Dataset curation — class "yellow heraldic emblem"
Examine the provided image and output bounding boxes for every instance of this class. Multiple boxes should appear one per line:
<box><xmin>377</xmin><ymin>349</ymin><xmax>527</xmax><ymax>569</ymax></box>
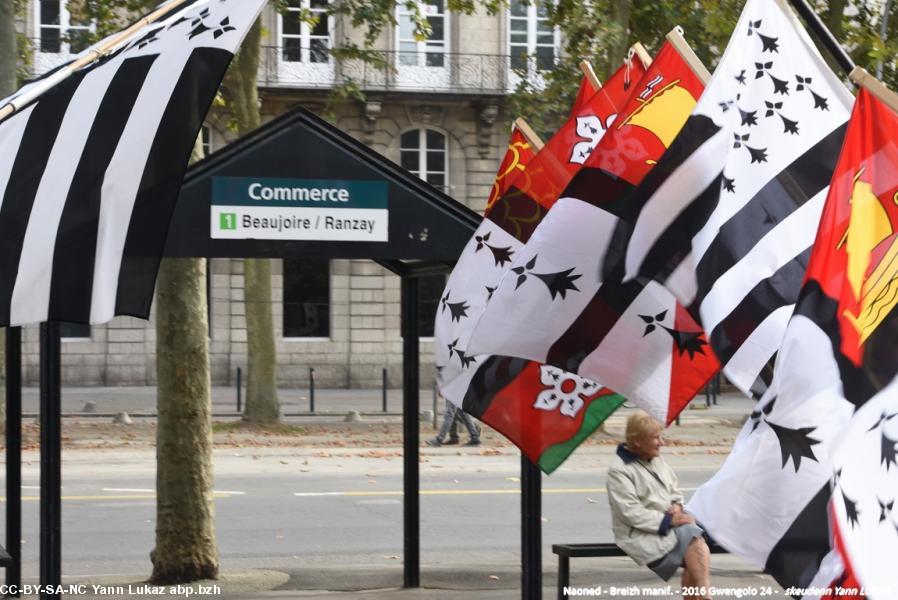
<box><xmin>619</xmin><ymin>80</ymin><xmax>697</xmax><ymax>150</ymax></box>
<box><xmin>487</xmin><ymin>140</ymin><xmax>531</xmax><ymax>212</ymax></box>
<box><xmin>839</xmin><ymin>167</ymin><xmax>898</xmax><ymax>344</ymax></box>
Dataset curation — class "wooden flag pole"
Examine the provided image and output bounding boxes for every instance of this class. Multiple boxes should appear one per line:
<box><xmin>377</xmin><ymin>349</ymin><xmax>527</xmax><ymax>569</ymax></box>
<box><xmin>632</xmin><ymin>42</ymin><xmax>653</xmax><ymax>70</ymax></box>
<box><xmin>512</xmin><ymin>117</ymin><xmax>546</xmax><ymax>152</ymax></box>
<box><xmin>579</xmin><ymin>60</ymin><xmax>603</xmax><ymax>94</ymax></box>
<box><xmin>666</xmin><ymin>26</ymin><xmax>712</xmax><ymax>84</ymax></box>
<box><xmin>0</xmin><ymin>0</ymin><xmax>192</xmax><ymax>123</ymax></box>
<box><xmin>850</xmin><ymin>67</ymin><xmax>898</xmax><ymax>114</ymax></box>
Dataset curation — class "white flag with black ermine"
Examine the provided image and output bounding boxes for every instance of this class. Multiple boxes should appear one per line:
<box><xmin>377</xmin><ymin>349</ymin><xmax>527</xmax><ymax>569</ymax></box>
<box><xmin>0</xmin><ymin>0</ymin><xmax>265</xmax><ymax>327</ymax></box>
<box><xmin>620</xmin><ymin>0</ymin><xmax>852</xmax><ymax>397</ymax></box>
<box><xmin>830</xmin><ymin>375</ymin><xmax>898</xmax><ymax>600</ymax></box>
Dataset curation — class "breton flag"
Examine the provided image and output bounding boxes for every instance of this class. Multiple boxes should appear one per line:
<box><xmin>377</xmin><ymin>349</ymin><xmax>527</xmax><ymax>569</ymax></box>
<box><xmin>620</xmin><ymin>0</ymin><xmax>852</xmax><ymax>397</ymax></box>
<box><xmin>0</xmin><ymin>0</ymin><xmax>265</xmax><ymax>327</ymax></box>
<box><xmin>688</xmin><ymin>85</ymin><xmax>898</xmax><ymax>594</ymax></box>
<box><xmin>436</xmin><ymin>56</ymin><xmax>645</xmax><ymax>473</ymax></box>
<box><xmin>463</xmin><ymin>36</ymin><xmax>720</xmax><ymax>426</ymax></box>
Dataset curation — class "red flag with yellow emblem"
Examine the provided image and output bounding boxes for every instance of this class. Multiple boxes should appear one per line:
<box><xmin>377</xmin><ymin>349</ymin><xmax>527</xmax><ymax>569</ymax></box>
<box><xmin>804</xmin><ymin>87</ymin><xmax>898</xmax><ymax>367</ymax></box>
<box><xmin>486</xmin><ymin>127</ymin><xmax>537</xmax><ymax>214</ymax></box>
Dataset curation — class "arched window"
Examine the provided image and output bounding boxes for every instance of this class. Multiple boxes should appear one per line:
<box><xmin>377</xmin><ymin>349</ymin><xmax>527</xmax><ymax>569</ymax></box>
<box><xmin>508</xmin><ymin>0</ymin><xmax>557</xmax><ymax>73</ymax></box>
<box><xmin>400</xmin><ymin>128</ymin><xmax>448</xmax><ymax>193</ymax></box>
<box><xmin>280</xmin><ymin>0</ymin><xmax>331</xmax><ymax>64</ymax></box>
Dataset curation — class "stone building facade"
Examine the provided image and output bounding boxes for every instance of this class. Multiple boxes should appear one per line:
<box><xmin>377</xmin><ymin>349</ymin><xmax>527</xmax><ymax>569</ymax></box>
<box><xmin>19</xmin><ymin>0</ymin><xmax>557</xmax><ymax>388</ymax></box>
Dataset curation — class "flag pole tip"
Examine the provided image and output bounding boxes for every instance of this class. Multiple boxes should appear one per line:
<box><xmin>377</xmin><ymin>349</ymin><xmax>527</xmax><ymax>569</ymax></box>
<box><xmin>579</xmin><ymin>61</ymin><xmax>603</xmax><ymax>92</ymax></box>
<box><xmin>631</xmin><ymin>42</ymin><xmax>653</xmax><ymax>69</ymax></box>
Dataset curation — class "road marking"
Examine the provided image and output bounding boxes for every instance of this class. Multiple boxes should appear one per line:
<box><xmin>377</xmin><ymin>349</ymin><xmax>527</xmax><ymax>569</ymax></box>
<box><xmin>0</xmin><ymin>491</ymin><xmax>242</xmax><ymax>502</ymax></box>
<box><xmin>293</xmin><ymin>487</ymin><xmax>697</xmax><ymax>498</ymax></box>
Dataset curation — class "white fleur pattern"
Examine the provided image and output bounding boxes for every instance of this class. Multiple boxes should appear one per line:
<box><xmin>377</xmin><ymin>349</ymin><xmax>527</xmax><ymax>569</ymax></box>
<box><xmin>534</xmin><ymin>365</ymin><xmax>598</xmax><ymax>418</ymax></box>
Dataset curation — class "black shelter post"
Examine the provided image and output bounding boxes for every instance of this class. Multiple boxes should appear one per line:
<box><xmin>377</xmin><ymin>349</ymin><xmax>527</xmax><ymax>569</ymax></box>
<box><xmin>401</xmin><ymin>276</ymin><xmax>420</xmax><ymax>588</ymax></box>
<box><xmin>521</xmin><ymin>456</ymin><xmax>542</xmax><ymax>600</ymax></box>
<box><xmin>6</xmin><ymin>327</ymin><xmax>22</xmax><ymax>594</ymax></box>
<box><xmin>39</xmin><ymin>322</ymin><xmax>62</xmax><ymax>598</ymax></box>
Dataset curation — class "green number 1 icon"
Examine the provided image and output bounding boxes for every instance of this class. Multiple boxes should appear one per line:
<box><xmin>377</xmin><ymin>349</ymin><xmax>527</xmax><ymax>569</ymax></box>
<box><xmin>220</xmin><ymin>213</ymin><xmax>237</xmax><ymax>230</ymax></box>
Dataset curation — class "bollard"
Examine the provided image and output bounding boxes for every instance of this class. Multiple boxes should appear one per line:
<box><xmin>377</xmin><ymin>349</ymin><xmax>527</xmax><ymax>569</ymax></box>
<box><xmin>432</xmin><ymin>382</ymin><xmax>438</xmax><ymax>429</ymax></box>
<box><xmin>714</xmin><ymin>373</ymin><xmax>721</xmax><ymax>405</ymax></box>
<box><xmin>236</xmin><ymin>367</ymin><xmax>242</xmax><ymax>413</ymax></box>
<box><xmin>309</xmin><ymin>367</ymin><xmax>315</xmax><ymax>413</ymax></box>
<box><xmin>382</xmin><ymin>367</ymin><xmax>388</xmax><ymax>412</ymax></box>
<box><xmin>705</xmin><ymin>382</ymin><xmax>711</xmax><ymax>407</ymax></box>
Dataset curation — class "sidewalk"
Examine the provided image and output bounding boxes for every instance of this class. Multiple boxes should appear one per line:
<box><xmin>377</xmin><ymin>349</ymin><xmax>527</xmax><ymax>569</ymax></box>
<box><xmin>17</xmin><ymin>385</ymin><xmax>754</xmax><ymax>421</ymax></box>
<box><xmin>59</xmin><ymin>554</ymin><xmax>778</xmax><ymax>599</ymax></box>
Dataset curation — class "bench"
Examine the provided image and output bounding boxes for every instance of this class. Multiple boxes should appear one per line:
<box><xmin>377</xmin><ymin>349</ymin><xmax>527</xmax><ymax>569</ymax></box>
<box><xmin>552</xmin><ymin>541</ymin><xmax>728</xmax><ymax>599</ymax></box>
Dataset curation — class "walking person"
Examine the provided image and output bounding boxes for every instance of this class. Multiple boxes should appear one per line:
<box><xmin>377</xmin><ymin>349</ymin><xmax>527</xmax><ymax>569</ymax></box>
<box><xmin>428</xmin><ymin>400</ymin><xmax>480</xmax><ymax>446</ymax></box>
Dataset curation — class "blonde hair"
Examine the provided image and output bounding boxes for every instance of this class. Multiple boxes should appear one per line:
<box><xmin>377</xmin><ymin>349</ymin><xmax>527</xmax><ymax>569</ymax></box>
<box><xmin>625</xmin><ymin>410</ymin><xmax>662</xmax><ymax>446</ymax></box>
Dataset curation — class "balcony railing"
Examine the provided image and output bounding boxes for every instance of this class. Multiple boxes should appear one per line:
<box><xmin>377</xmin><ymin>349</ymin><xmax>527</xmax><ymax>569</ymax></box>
<box><xmin>258</xmin><ymin>46</ymin><xmax>551</xmax><ymax>95</ymax></box>
<box><xmin>24</xmin><ymin>39</ymin><xmax>551</xmax><ymax>96</ymax></box>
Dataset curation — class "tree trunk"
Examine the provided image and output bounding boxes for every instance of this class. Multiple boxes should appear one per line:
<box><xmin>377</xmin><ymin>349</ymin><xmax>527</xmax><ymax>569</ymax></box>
<box><xmin>151</xmin><ymin>141</ymin><xmax>218</xmax><ymax>584</ymax></box>
<box><xmin>230</xmin><ymin>19</ymin><xmax>280</xmax><ymax>423</ymax></box>
<box><xmin>609</xmin><ymin>0</ymin><xmax>632</xmax><ymax>76</ymax></box>
<box><xmin>0</xmin><ymin>0</ymin><xmax>15</xmax><ymax>431</ymax></box>
<box><xmin>243</xmin><ymin>258</ymin><xmax>279</xmax><ymax>423</ymax></box>
<box><xmin>822</xmin><ymin>0</ymin><xmax>847</xmax><ymax>40</ymax></box>
<box><xmin>0</xmin><ymin>0</ymin><xmax>15</xmax><ymax>95</ymax></box>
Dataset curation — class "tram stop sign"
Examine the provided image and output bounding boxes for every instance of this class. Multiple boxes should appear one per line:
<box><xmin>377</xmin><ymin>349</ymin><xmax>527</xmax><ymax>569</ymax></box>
<box><xmin>164</xmin><ymin>106</ymin><xmax>479</xmax><ymax>263</ymax></box>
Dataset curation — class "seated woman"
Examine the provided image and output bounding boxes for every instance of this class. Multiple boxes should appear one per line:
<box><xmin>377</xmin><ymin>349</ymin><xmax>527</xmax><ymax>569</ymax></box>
<box><xmin>607</xmin><ymin>411</ymin><xmax>712</xmax><ymax>600</ymax></box>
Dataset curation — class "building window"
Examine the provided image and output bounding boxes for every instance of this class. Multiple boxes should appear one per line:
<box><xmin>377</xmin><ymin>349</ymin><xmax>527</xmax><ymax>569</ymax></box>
<box><xmin>400</xmin><ymin>128</ymin><xmax>448</xmax><ymax>193</ymax></box>
<box><xmin>417</xmin><ymin>274</ymin><xmax>445</xmax><ymax>337</ymax></box>
<box><xmin>38</xmin><ymin>0</ymin><xmax>92</xmax><ymax>54</ymax></box>
<box><xmin>280</xmin><ymin>0</ymin><xmax>330</xmax><ymax>64</ymax></box>
<box><xmin>201</xmin><ymin>125</ymin><xmax>212</xmax><ymax>157</ymax></box>
<box><xmin>397</xmin><ymin>0</ymin><xmax>447</xmax><ymax>67</ymax></box>
<box><xmin>60</xmin><ymin>321</ymin><xmax>90</xmax><ymax>339</ymax></box>
<box><xmin>283</xmin><ymin>259</ymin><xmax>330</xmax><ymax>338</ymax></box>
<box><xmin>508</xmin><ymin>0</ymin><xmax>556</xmax><ymax>72</ymax></box>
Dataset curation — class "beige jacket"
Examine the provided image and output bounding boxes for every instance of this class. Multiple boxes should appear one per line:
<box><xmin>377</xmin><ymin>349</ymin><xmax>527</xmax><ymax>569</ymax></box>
<box><xmin>606</xmin><ymin>444</ymin><xmax>685</xmax><ymax>565</ymax></box>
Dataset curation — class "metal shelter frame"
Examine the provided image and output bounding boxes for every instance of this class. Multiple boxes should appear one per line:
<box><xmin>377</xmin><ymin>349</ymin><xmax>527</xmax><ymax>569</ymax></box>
<box><xmin>4</xmin><ymin>105</ymin><xmax>545</xmax><ymax>600</ymax></box>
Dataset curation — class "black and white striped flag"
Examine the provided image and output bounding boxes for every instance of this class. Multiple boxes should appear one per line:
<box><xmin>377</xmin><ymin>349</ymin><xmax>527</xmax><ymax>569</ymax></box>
<box><xmin>620</xmin><ymin>0</ymin><xmax>852</xmax><ymax>396</ymax></box>
<box><xmin>0</xmin><ymin>0</ymin><xmax>264</xmax><ymax>327</ymax></box>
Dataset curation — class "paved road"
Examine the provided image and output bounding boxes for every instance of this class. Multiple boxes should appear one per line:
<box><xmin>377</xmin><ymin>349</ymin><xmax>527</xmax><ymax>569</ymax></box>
<box><xmin>10</xmin><ymin>446</ymin><xmax>753</xmax><ymax>586</ymax></box>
